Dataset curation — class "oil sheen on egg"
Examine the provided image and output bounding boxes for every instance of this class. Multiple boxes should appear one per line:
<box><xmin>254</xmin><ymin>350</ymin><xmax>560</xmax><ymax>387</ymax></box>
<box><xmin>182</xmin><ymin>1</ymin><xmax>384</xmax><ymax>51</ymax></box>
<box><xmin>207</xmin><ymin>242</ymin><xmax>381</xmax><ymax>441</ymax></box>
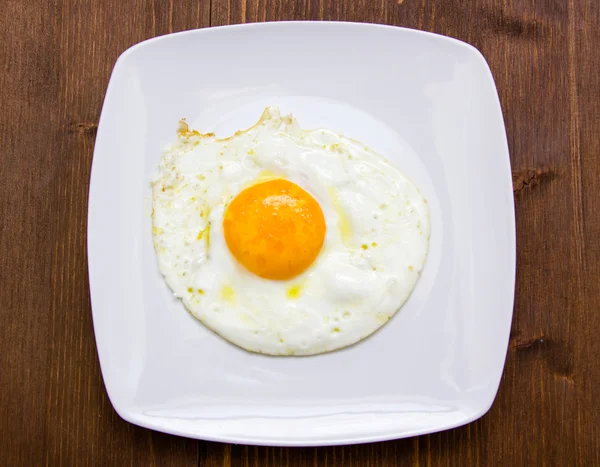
<box><xmin>151</xmin><ymin>107</ymin><xmax>430</xmax><ymax>356</ymax></box>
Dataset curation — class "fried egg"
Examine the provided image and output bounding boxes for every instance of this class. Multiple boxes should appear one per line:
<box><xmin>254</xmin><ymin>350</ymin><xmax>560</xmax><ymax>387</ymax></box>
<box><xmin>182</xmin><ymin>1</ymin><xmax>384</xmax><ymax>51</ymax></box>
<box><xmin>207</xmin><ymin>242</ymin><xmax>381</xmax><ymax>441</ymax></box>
<box><xmin>151</xmin><ymin>107</ymin><xmax>430</xmax><ymax>355</ymax></box>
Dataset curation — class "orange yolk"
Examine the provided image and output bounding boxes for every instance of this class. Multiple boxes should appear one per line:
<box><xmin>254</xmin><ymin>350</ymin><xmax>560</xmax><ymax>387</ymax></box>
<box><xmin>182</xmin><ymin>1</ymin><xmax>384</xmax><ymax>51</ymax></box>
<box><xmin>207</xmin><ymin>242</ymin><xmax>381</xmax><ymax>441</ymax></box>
<box><xmin>223</xmin><ymin>179</ymin><xmax>326</xmax><ymax>280</ymax></box>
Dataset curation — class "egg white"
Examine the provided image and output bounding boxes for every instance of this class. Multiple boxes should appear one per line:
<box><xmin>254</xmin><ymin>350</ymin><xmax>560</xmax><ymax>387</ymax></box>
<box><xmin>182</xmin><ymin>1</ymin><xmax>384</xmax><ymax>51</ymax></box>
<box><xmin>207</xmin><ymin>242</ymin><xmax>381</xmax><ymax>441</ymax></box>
<box><xmin>151</xmin><ymin>107</ymin><xmax>430</xmax><ymax>355</ymax></box>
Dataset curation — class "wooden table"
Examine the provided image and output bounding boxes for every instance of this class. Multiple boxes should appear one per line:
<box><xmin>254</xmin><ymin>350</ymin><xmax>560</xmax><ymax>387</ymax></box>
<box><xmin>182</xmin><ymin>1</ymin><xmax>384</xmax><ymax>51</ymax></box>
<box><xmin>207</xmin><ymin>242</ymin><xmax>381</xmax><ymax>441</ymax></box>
<box><xmin>1</xmin><ymin>0</ymin><xmax>599</xmax><ymax>465</ymax></box>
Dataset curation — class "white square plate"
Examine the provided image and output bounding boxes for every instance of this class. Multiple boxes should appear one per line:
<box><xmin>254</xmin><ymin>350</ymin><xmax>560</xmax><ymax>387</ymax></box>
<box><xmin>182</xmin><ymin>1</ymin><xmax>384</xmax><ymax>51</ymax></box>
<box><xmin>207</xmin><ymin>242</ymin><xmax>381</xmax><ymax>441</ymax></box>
<box><xmin>88</xmin><ymin>22</ymin><xmax>515</xmax><ymax>446</ymax></box>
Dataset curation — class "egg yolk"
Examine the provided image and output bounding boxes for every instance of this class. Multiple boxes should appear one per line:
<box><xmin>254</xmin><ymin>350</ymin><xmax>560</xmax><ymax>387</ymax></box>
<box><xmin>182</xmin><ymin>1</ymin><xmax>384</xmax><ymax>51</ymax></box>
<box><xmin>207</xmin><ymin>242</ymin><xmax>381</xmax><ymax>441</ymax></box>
<box><xmin>223</xmin><ymin>179</ymin><xmax>326</xmax><ymax>280</ymax></box>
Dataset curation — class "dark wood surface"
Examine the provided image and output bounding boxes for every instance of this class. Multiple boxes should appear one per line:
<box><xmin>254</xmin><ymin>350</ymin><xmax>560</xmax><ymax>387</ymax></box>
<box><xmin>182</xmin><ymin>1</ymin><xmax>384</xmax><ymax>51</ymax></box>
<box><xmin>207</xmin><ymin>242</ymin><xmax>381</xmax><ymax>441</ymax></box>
<box><xmin>1</xmin><ymin>0</ymin><xmax>598</xmax><ymax>465</ymax></box>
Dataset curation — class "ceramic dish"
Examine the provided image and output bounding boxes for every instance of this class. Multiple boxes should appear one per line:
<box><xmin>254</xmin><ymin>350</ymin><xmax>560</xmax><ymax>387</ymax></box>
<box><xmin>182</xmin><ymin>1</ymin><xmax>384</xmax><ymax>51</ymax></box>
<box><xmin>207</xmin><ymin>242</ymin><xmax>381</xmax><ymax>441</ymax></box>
<box><xmin>88</xmin><ymin>21</ymin><xmax>515</xmax><ymax>446</ymax></box>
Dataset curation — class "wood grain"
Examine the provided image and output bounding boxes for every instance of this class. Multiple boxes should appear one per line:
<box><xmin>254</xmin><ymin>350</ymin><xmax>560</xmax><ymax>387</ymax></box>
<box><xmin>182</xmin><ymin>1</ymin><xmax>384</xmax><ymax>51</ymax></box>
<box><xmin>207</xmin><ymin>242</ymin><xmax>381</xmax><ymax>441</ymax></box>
<box><xmin>1</xmin><ymin>0</ymin><xmax>598</xmax><ymax>465</ymax></box>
